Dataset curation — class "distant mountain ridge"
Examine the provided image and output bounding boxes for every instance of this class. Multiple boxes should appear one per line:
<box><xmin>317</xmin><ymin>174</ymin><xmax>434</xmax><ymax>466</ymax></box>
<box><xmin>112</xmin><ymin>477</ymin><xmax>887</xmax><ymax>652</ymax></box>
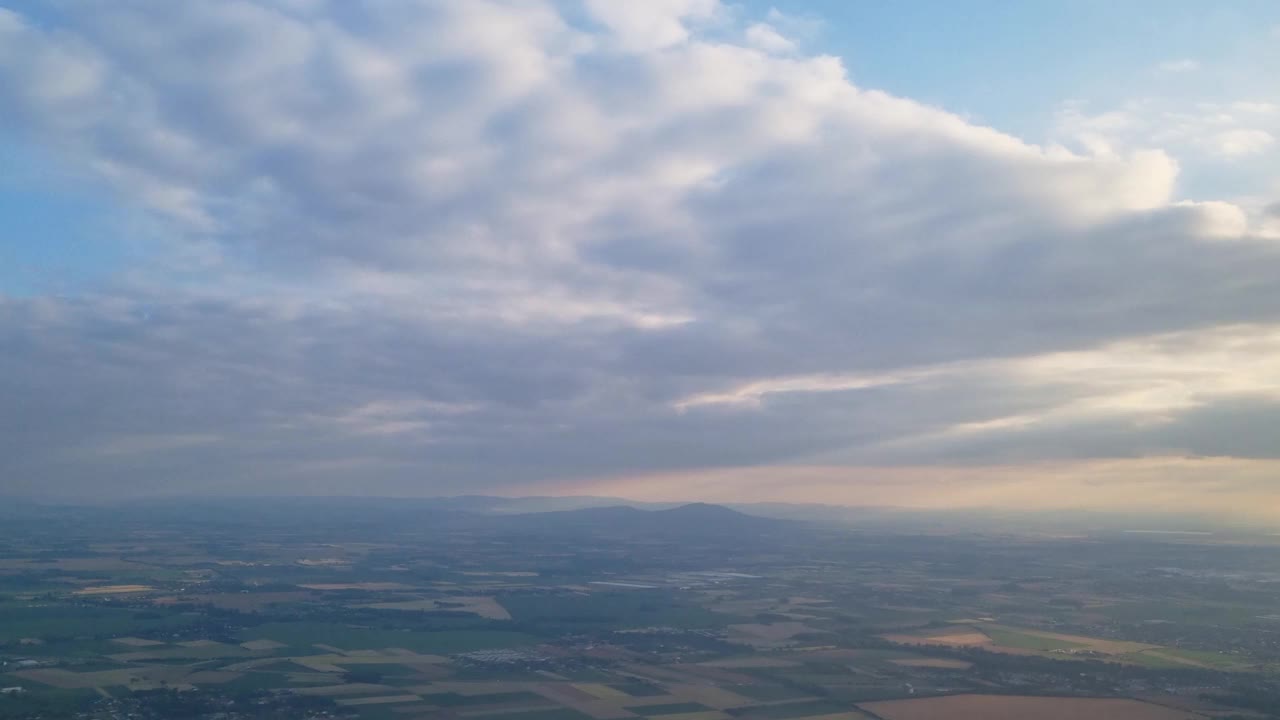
<box><xmin>492</xmin><ymin>501</ymin><xmax>793</xmax><ymax>537</ymax></box>
<box><xmin>657</xmin><ymin>502</ymin><xmax>756</xmax><ymax>521</ymax></box>
<box><xmin>5</xmin><ymin>494</ymin><xmax>1263</xmax><ymax>535</ymax></box>
<box><xmin>423</xmin><ymin>496</ymin><xmax>1252</xmax><ymax>533</ymax></box>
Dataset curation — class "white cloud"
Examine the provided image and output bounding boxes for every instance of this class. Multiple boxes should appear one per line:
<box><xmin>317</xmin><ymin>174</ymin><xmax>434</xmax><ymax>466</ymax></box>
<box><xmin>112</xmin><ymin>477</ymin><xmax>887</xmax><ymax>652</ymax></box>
<box><xmin>677</xmin><ymin>324</ymin><xmax>1280</xmax><ymax>451</ymax></box>
<box><xmin>1053</xmin><ymin>98</ymin><xmax>1280</xmax><ymax>195</ymax></box>
<box><xmin>1209</xmin><ymin>128</ymin><xmax>1275</xmax><ymax>158</ymax></box>
<box><xmin>1156</xmin><ymin>58</ymin><xmax>1200</xmax><ymax>73</ymax></box>
<box><xmin>1</xmin><ymin>1</ymin><xmax>1279</xmax><ymax>505</ymax></box>
<box><xmin>584</xmin><ymin>0</ymin><xmax>721</xmax><ymax>50</ymax></box>
<box><xmin>744</xmin><ymin>22</ymin><xmax>795</xmax><ymax>54</ymax></box>
<box><xmin>674</xmin><ymin>368</ymin><xmax>940</xmax><ymax>410</ymax></box>
<box><xmin>1231</xmin><ymin>101</ymin><xmax>1278</xmax><ymax>115</ymax></box>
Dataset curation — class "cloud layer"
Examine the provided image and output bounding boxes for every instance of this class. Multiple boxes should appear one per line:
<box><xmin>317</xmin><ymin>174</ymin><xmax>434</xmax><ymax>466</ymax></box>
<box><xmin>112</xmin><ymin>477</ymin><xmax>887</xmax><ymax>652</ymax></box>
<box><xmin>1</xmin><ymin>1</ymin><xmax>1278</xmax><ymax>513</ymax></box>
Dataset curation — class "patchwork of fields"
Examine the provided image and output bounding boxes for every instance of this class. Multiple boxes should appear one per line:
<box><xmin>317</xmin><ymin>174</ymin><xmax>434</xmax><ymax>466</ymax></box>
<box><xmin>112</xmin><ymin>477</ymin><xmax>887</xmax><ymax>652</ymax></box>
<box><xmin>860</xmin><ymin>694</ymin><xmax>1207</xmax><ymax>720</ymax></box>
<box><xmin>1</xmin><ymin>502</ymin><xmax>1276</xmax><ymax>719</ymax></box>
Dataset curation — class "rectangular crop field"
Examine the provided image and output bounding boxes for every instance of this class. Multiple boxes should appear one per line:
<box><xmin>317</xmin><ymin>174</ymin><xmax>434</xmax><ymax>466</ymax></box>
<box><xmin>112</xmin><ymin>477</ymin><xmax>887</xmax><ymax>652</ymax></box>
<box><xmin>860</xmin><ymin>694</ymin><xmax>1206</xmax><ymax>720</ymax></box>
<box><xmin>238</xmin><ymin>622</ymin><xmax>536</xmax><ymax>653</ymax></box>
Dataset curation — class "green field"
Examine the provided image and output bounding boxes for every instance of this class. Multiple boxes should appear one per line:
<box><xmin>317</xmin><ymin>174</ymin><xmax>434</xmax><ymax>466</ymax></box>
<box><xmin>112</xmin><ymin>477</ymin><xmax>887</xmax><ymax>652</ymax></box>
<box><xmin>425</xmin><ymin>691</ymin><xmax>546</xmax><ymax>707</ymax></box>
<box><xmin>215</xmin><ymin>671</ymin><xmax>297</xmax><ymax>692</ymax></box>
<box><xmin>239</xmin><ymin>622</ymin><xmax>538</xmax><ymax>653</ymax></box>
<box><xmin>553</xmin><ymin>666</ymin><xmax>616</xmax><ymax>681</ymax></box>
<box><xmin>1157</xmin><ymin>647</ymin><xmax>1246</xmax><ymax>669</ymax></box>
<box><xmin>500</xmin><ymin>591</ymin><xmax>727</xmax><ymax>629</ymax></box>
<box><xmin>730</xmin><ymin>684</ymin><xmax>815</xmax><ymax>702</ymax></box>
<box><xmin>611</xmin><ymin>681</ymin><xmax>668</xmax><ymax>697</ymax></box>
<box><xmin>628</xmin><ymin>702</ymin><xmax>713</xmax><ymax>715</ymax></box>
<box><xmin>111</xmin><ymin>644</ymin><xmax>252</xmax><ymax>661</ymax></box>
<box><xmin>251</xmin><ymin>660</ymin><xmax>319</xmax><ymax>673</ymax></box>
<box><xmin>1123</xmin><ymin>648</ymin><xmax>1248</xmax><ymax>670</ymax></box>
<box><xmin>0</xmin><ymin>605</ymin><xmax>192</xmax><ymax>643</ymax></box>
<box><xmin>726</xmin><ymin>699</ymin><xmax>852</xmax><ymax>719</ymax></box>
<box><xmin>485</xmin><ymin>710</ymin><xmax>594</xmax><ymax>720</ymax></box>
<box><xmin>1099</xmin><ymin>601</ymin><xmax>1266</xmax><ymax>628</ymax></box>
<box><xmin>0</xmin><ymin>680</ymin><xmax>98</xmax><ymax>718</ymax></box>
<box><xmin>56</xmin><ymin>660</ymin><xmax>133</xmax><ymax>672</ymax></box>
<box><xmin>1116</xmin><ymin>651</ymin><xmax>1195</xmax><ymax>669</ymax></box>
<box><xmin>346</xmin><ymin>704</ymin><xmax>428</xmax><ymax>720</ymax></box>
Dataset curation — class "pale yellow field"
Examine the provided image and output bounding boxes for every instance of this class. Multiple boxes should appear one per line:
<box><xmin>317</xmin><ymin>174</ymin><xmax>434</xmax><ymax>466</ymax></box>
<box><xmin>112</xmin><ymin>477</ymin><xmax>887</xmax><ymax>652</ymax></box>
<box><xmin>885</xmin><ymin>622</ymin><xmax>1176</xmax><ymax>664</ymax></box>
<box><xmin>882</xmin><ymin>628</ymin><xmax>991</xmax><ymax>647</ymax></box>
<box><xmin>1131</xmin><ymin>650</ymin><xmax>1215</xmax><ymax>668</ymax></box>
<box><xmin>336</xmin><ymin>694</ymin><xmax>422</xmax><ymax>706</ymax></box>
<box><xmin>531</xmin><ymin>682</ymin><xmax>648</xmax><ymax>720</ymax></box>
<box><xmin>240</xmin><ymin>639</ymin><xmax>287</xmax><ymax>651</ymax></box>
<box><xmin>701</xmin><ymin>656</ymin><xmax>800</xmax><ymax>668</ymax></box>
<box><xmin>269</xmin><ymin>651</ymin><xmax>448</xmax><ymax>677</ymax></box>
<box><xmin>889</xmin><ymin>658</ymin><xmax>974</xmax><ymax>669</ymax></box>
<box><xmin>293</xmin><ymin>683</ymin><xmax>399</xmax><ymax>696</ymax></box>
<box><xmin>406</xmin><ymin>681</ymin><xmax>523</xmax><ymax>695</ymax></box>
<box><xmin>981</xmin><ymin>624</ymin><xmax>1157</xmax><ymax>654</ymax></box>
<box><xmin>221</xmin><ymin>658</ymin><xmax>284</xmax><ymax>672</ymax></box>
<box><xmin>664</xmin><ymin>682</ymin><xmax>753</xmax><ymax>709</ymax></box>
<box><xmin>111</xmin><ymin>637</ymin><xmax>165</xmax><ymax>647</ymax></box>
<box><xmin>790</xmin><ymin>648</ymin><xmax>872</xmax><ymax>663</ymax></box>
<box><xmin>291</xmin><ymin>658</ymin><xmax>346</xmax><ymax>673</ymax></box>
<box><xmin>729</xmin><ymin>621</ymin><xmax>822</xmax><ymax>644</ymax></box>
<box><xmin>0</xmin><ymin>558</ymin><xmax>144</xmax><ymax>572</ymax></box>
<box><xmin>15</xmin><ymin>665</ymin><xmax>190</xmax><ymax>690</ymax></box>
<box><xmin>861</xmin><ymin>694</ymin><xmax>1207</xmax><ymax>720</ymax></box>
<box><xmin>299</xmin><ymin>582</ymin><xmax>415</xmax><ymax>590</ymax></box>
<box><xmin>183</xmin><ymin>671</ymin><xmax>241</xmax><ymax>684</ymax></box>
<box><xmin>176</xmin><ymin>639</ymin><xmax>227</xmax><ymax>648</ymax></box>
<box><xmin>572</xmin><ymin>683</ymin><xmax>632</xmax><ymax>700</ymax></box>
<box><xmin>359</xmin><ymin>595</ymin><xmax>511</xmax><ymax>619</ymax></box>
<box><xmin>155</xmin><ymin>591</ymin><xmax>311</xmax><ymax>611</ymax></box>
<box><xmin>73</xmin><ymin>584</ymin><xmax>154</xmax><ymax>595</ymax></box>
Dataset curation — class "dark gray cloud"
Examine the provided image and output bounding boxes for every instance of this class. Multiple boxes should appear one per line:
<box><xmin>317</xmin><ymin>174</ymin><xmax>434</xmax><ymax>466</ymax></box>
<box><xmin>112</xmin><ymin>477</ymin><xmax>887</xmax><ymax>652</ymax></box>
<box><xmin>1</xmin><ymin>0</ymin><xmax>1279</xmax><ymax>501</ymax></box>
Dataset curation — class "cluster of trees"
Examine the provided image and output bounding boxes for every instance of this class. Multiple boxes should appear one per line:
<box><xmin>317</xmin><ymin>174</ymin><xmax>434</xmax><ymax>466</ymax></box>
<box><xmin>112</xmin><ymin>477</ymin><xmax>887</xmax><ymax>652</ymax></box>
<box><xmin>109</xmin><ymin>688</ymin><xmax>340</xmax><ymax>720</ymax></box>
<box><xmin>0</xmin><ymin>691</ymin><xmax>95</xmax><ymax>720</ymax></box>
<box><xmin>1202</xmin><ymin>683</ymin><xmax>1280</xmax><ymax>718</ymax></box>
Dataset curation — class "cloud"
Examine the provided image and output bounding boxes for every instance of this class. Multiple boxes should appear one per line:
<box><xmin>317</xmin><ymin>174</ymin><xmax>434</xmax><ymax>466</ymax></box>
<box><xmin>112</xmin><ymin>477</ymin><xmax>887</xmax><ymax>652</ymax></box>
<box><xmin>91</xmin><ymin>434</ymin><xmax>223</xmax><ymax>457</ymax></box>
<box><xmin>1</xmin><ymin>1</ymin><xmax>1279</xmax><ymax>509</ymax></box>
<box><xmin>744</xmin><ymin>22</ymin><xmax>795</xmax><ymax>54</ymax></box>
<box><xmin>1209</xmin><ymin>128</ymin><xmax>1275</xmax><ymax>158</ymax></box>
<box><xmin>1055</xmin><ymin>101</ymin><xmax>1279</xmax><ymax>160</ymax></box>
<box><xmin>1053</xmin><ymin>98</ymin><xmax>1279</xmax><ymax>207</ymax></box>
<box><xmin>671</xmin><ymin>324</ymin><xmax>1280</xmax><ymax>466</ymax></box>
<box><xmin>584</xmin><ymin>0</ymin><xmax>720</xmax><ymax>50</ymax></box>
<box><xmin>548</xmin><ymin>458</ymin><xmax>1280</xmax><ymax>519</ymax></box>
<box><xmin>1156</xmin><ymin>58</ymin><xmax>1200</xmax><ymax>73</ymax></box>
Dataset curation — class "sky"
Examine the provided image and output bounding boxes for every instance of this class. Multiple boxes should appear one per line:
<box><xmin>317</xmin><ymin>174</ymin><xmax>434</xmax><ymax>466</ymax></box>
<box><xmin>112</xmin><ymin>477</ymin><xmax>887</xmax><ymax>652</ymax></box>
<box><xmin>1</xmin><ymin>1</ymin><xmax>1279</xmax><ymax>517</ymax></box>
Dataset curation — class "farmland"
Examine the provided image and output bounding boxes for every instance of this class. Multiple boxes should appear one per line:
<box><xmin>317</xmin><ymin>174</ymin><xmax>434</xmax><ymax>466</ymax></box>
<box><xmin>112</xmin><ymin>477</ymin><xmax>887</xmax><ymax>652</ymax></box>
<box><xmin>860</xmin><ymin>694</ymin><xmax>1206</xmax><ymax>720</ymax></box>
<box><xmin>237</xmin><ymin>623</ymin><xmax>538</xmax><ymax>654</ymax></box>
<box><xmin>1</xmin><ymin>498</ymin><xmax>1279</xmax><ymax>719</ymax></box>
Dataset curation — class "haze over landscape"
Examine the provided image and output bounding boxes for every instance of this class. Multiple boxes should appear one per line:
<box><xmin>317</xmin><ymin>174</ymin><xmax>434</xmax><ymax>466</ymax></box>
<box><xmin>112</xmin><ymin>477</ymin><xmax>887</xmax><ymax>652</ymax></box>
<box><xmin>3</xmin><ymin>0</ymin><xmax>1280</xmax><ymax>519</ymax></box>
<box><xmin>8</xmin><ymin>5</ymin><xmax>1280</xmax><ymax>720</ymax></box>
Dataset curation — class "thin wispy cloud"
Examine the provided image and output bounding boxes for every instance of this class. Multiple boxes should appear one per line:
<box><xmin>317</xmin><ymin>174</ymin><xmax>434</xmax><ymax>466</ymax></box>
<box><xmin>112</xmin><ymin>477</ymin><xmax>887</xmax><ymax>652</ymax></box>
<box><xmin>1156</xmin><ymin>58</ymin><xmax>1200</xmax><ymax>73</ymax></box>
